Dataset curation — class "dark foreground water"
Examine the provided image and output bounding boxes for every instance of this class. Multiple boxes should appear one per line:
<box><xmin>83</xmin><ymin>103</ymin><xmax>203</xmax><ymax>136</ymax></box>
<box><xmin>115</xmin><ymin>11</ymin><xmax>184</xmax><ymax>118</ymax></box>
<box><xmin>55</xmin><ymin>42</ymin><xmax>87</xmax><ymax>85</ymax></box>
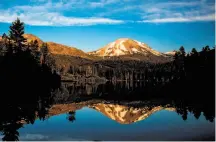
<box><xmin>0</xmin><ymin>82</ymin><xmax>215</xmax><ymax>141</ymax></box>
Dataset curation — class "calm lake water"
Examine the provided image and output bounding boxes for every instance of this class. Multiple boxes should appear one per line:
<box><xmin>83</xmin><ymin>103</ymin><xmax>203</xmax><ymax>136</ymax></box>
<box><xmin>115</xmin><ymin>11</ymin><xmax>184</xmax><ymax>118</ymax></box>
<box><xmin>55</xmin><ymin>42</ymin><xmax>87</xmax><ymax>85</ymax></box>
<box><xmin>0</xmin><ymin>82</ymin><xmax>215</xmax><ymax>141</ymax></box>
<box><xmin>17</xmin><ymin>102</ymin><xmax>214</xmax><ymax>141</ymax></box>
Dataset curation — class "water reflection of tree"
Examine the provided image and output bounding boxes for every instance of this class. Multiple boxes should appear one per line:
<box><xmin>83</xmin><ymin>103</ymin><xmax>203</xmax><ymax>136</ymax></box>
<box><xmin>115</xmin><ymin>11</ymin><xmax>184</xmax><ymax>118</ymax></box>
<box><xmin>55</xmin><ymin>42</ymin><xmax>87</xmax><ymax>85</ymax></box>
<box><xmin>67</xmin><ymin>111</ymin><xmax>76</xmax><ymax>123</ymax></box>
<box><xmin>0</xmin><ymin>19</ymin><xmax>61</xmax><ymax>141</ymax></box>
<box><xmin>0</xmin><ymin>94</ymin><xmax>56</xmax><ymax>141</ymax></box>
<box><xmin>61</xmin><ymin>79</ymin><xmax>215</xmax><ymax>122</ymax></box>
<box><xmin>53</xmin><ymin>47</ymin><xmax>214</xmax><ymax>124</ymax></box>
<box><xmin>168</xmin><ymin>97</ymin><xmax>215</xmax><ymax>122</ymax></box>
<box><xmin>59</xmin><ymin>45</ymin><xmax>214</xmax><ymax>105</ymax></box>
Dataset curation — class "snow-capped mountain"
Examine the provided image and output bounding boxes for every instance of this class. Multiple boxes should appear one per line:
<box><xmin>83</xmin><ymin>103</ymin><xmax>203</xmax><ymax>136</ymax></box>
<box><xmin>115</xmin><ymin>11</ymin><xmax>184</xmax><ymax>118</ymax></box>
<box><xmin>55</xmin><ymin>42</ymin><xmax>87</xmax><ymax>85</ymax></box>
<box><xmin>88</xmin><ymin>38</ymin><xmax>163</xmax><ymax>57</ymax></box>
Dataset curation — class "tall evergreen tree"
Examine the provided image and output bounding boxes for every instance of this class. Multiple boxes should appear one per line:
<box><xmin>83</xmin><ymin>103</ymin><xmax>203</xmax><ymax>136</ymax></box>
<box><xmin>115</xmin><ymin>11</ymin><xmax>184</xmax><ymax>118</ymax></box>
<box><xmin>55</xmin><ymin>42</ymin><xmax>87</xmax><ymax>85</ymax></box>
<box><xmin>191</xmin><ymin>48</ymin><xmax>198</xmax><ymax>56</ymax></box>
<box><xmin>0</xmin><ymin>41</ymin><xmax>2</xmax><ymax>55</ymax></box>
<box><xmin>202</xmin><ymin>45</ymin><xmax>210</xmax><ymax>52</ymax></box>
<box><xmin>41</xmin><ymin>42</ymin><xmax>49</xmax><ymax>64</ymax></box>
<box><xmin>177</xmin><ymin>46</ymin><xmax>186</xmax><ymax>72</ymax></box>
<box><xmin>174</xmin><ymin>51</ymin><xmax>180</xmax><ymax>60</ymax></box>
<box><xmin>0</xmin><ymin>33</ymin><xmax>8</xmax><ymax>55</ymax></box>
<box><xmin>8</xmin><ymin>18</ymin><xmax>26</xmax><ymax>52</ymax></box>
<box><xmin>5</xmin><ymin>39</ymin><xmax>13</xmax><ymax>56</ymax></box>
<box><xmin>205</xmin><ymin>45</ymin><xmax>210</xmax><ymax>51</ymax></box>
<box><xmin>179</xmin><ymin>46</ymin><xmax>186</xmax><ymax>56</ymax></box>
<box><xmin>30</xmin><ymin>40</ymin><xmax>39</xmax><ymax>59</ymax></box>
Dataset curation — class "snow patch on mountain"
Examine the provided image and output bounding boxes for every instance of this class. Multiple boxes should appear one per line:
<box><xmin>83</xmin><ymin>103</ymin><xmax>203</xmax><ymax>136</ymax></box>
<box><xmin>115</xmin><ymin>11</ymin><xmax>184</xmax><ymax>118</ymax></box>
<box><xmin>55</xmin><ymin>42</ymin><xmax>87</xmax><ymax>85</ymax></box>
<box><xmin>134</xmin><ymin>40</ymin><xmax>145</xmax><ymax>47</ymax></box>
<box><xmin>165</xmin><ymin>51</ymin><xmax>176</xmax><ymax>56</ymax></box>
<box><xmin>115</xmin><ymin>49</ymin><xmax>124</xmax><ymax>56</ymax></box>
<box><xmin>89</xmin><ymin>38</ymin><xmax>165</xmax><ymax>57</ymax></box>
<box><xmin>132</xmin><ymin>47</ymin><xmax>139</xmax><ymax>53</ymax></box>
<box><xmin>119</xmin><ymin>42</ymin><xmax>127</xmax><ymax>51</ymax></box>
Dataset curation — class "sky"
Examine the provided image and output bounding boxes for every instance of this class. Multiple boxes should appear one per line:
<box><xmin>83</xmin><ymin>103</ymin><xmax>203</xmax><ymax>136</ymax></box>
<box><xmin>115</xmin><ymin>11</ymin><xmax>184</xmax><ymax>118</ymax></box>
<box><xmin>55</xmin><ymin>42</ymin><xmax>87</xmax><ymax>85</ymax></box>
<box><xmin>0</xmin><ymin>0</ymin><xmax>215</xmax><ymax>53</ymax></box>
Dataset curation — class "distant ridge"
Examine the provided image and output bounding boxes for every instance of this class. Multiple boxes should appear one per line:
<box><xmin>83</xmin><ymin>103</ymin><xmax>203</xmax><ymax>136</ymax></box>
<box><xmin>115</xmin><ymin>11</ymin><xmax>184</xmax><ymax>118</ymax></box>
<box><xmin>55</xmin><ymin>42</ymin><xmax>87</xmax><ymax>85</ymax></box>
<box><xmin>0</xmin><ymin>34</ymin><xmax>172</xmax><ymax>63</ymax></box>
<box><xmin>23</xmin><ymin>34</ymin><xmax>98</xmax><ymax>60</ymax></box>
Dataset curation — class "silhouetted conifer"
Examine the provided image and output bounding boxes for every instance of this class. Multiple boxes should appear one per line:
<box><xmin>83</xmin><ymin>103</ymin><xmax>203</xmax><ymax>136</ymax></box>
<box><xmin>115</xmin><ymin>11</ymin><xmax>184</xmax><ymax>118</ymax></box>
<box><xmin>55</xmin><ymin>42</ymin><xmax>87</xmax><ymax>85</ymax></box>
<box><xmin>191</xmin><ymin>48</ymin><xmax>198</xmax><ymax>56</ymax></box>
<box><xmin>179</xmin><ymin>46</ymin><xmax>186</xmax><ymax>57</ymax></box>
<box><xmin>41</xmin><ymin>42</ymin><xmax>49</xmax><ymax>64</ymax></box>
<box><xmin>8</xmin><ymin>18</ymin><xmax>26</xmax><ymax>52</ymax></box>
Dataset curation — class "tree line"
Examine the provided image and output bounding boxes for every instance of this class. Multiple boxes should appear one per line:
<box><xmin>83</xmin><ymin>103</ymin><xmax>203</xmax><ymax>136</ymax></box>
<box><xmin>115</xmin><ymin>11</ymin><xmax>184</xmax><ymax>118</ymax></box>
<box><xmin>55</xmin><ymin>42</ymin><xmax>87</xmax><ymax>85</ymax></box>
<box><xmin>59</xmin><ymin>44</ymin><xmax>214</xmax><ymax>87</ymax></box>
<box><xmin>0</xmin><ymin>18</ymin><xmax>61</xmax><ymax>141</ymax></box>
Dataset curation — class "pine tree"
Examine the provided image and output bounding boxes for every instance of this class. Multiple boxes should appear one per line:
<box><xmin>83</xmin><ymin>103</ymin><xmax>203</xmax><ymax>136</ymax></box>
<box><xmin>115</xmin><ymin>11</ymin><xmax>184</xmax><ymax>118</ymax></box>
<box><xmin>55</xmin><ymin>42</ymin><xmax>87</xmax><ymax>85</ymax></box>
<box><xmin>202</xmin><ymin>45</ymin><xmax>210</xmax><ymax>52</ymax></box>
<box><xmin>0</xmin><ymin>41</ymin><xmax>3</xmax><ymax>56</ymax></box>
<box><xmin>30</xmin><ymin>40</ymin><xmax>39</xmax><ymax>57</ymax></box>
<box><xmin>40</xmin><ymin>42</ymin><xmax>49</xmax><ymax>64</ymax></box>
<box><xmin>0</xmin><ymin>33</ymin><xmax>9</xmax><ymax>55</ymax></box>
<box><xmin>205</xmin><ymin>45</ymin><xmax>210</xmax><ymax>51</ymax></box>
<box><xmin>191</xmin><ymin>48</ymin><xmax>198</xmax><ymax>56</ymax></box>
<box><xmin>28</xmin><ymin>40</ymin><xmax>40</xmax><ymax>65</ymax></box>
<box><xmin>2</xmin><ymin>33</ymin><xmax>7</xmax><ymax>38</ymax></box>
<box><xmin>174</xmin><ymin>51</ymin><xmax>180</xmax><ymax>60</ymax></box>
<box><xmin>179</xmin><ymin>46</ymin><xmax>186</xmax><ymax>57</ymax></box>
<box><xmin>5</xmin><ymin>39</ymin><xmax>13</xmax><ymax>56</ymax></box>
<box><xmin>8</xmin><ymin>18</ymin><xmax>26</xmax><ymax>52</ymax></box>
<box><xmin>177</xmin><ymin>46</ymin><xmax>186</xmax><ymax>72</ymax></box>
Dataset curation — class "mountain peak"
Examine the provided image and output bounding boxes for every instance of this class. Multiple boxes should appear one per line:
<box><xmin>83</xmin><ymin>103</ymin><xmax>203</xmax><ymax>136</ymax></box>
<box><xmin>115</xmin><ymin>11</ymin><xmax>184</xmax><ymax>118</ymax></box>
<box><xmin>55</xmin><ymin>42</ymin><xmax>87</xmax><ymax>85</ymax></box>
<box><xmin>89</xmin><ymin>38</ymin><xmax>163</xmax><ymax>57</ymax></box>
<box><xmin>115</xmin><ymin>38</ymin><xmax>130</xmax><ymax>41</ymax></box>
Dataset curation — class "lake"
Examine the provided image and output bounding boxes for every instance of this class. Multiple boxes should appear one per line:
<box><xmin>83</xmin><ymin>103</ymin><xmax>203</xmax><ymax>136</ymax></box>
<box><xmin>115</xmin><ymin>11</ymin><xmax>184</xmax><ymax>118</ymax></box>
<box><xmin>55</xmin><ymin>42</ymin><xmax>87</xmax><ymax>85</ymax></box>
<box><xmin>17</xmin><ymin>101</ymin><xmax>214</xmax><ymax>141</ymax></box>
<box><xmin>0</xmin><ymin>82</ymin><xmax>215</xmax><ymax>141</ymax></box>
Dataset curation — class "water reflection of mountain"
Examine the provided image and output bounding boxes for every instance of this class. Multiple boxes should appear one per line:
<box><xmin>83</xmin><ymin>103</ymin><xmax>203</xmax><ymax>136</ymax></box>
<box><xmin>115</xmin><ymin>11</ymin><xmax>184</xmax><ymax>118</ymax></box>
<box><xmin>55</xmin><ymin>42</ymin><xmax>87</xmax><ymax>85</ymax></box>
<box><xmin>0</xmin><ymin>96</ymin><xmax>214</xmax><ymax>141</ymax></box>
<box><xmin>89</xmin><ymin>103</ymin><xmax>175</xmax><ymax>124</ymax></box>
<box><xmin>0</xmin><ymin>80</ymin><xmax>215</xmax><ymax>141</ymax></box>
<box><xmin>49</xmin><ymin>101</ymin><xmax>176</xmax><ymax>124</ymax></box>
<box><xmin>52</xmin><ymin>81</ymin><xmax>215</xmax><ymax>124</ymax></box>
<box><xmin>49</xmin><ymin>94</ymin><xmax>215</xmax><ymax>124</ymax></box>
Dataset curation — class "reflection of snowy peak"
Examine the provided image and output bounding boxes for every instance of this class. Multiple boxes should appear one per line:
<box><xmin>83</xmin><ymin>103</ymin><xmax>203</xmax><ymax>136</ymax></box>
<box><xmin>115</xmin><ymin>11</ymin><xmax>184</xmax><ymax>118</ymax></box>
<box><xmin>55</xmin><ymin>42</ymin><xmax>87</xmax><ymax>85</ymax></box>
<box><xmin>88</xmin><ymin>38</ymin><xmax>163</xmax><ymax>57</ymax></box>
<box><xmin>21</xmin><ymin>102</ymin><xmax>175</xmax><ymax>125</ymax></box>
<box><xmin>90</xmin><ymin>103</ymin><xmax>175</xmax><ymax>124</ymax></box>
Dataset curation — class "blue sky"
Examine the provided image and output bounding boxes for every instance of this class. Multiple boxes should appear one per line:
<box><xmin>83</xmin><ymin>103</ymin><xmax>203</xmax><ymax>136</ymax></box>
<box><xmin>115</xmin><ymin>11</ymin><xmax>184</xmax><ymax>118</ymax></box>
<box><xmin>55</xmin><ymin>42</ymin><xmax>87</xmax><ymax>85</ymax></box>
<box><xmin>0</xmin><ymin>0</ymin><xmax>215</xmax><ymax>52</ymax></box>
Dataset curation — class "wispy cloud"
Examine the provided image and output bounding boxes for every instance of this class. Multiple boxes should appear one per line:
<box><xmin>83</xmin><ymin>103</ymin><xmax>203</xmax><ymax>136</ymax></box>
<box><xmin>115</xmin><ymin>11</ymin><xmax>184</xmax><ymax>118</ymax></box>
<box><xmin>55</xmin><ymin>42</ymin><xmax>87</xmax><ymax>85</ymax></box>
<box><xmin>0</xmin><ymin>10</ymin><xmax>124</xmax><ymax>26</ymax></box>
<box><xmin>89</xmin><ymin>0</ymin><xmax>120</xmax><ymax>8</ymax></box>
<box><xmin>15</xmin><ymin>0</ymin><xmax>87</xmax><ymax>12</ymax></box>
<box><xmin>0</xmin><ymin>0</ymin><xmax>214</xmax><ymax>26</ymax></box>
<box><xmin>0</xmin><ymin>0</ymin><xmax>124</xmax><ymax>26</ymax></box>
<box><xmin>92</xmin><ymin>0</ymin><xmax>215</xmax><ymax>23</ymax></box>
<box><xmin>140</xmin><ymin>0</ymin><xmax>215</xmax><ymax>23</ymax></box>
<box><xmin>142</xmin><ymin>14</ymin><xmax>215</xmax><ymax>23</ymax></box>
